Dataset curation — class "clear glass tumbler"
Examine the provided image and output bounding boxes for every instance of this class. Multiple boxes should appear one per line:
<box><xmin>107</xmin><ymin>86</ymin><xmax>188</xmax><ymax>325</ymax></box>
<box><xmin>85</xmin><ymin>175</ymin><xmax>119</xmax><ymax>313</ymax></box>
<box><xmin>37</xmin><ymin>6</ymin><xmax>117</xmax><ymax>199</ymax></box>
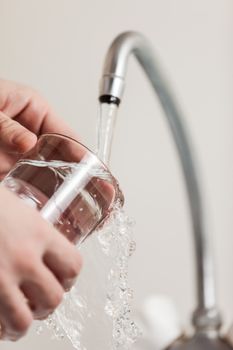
<box><xmin>1</xmin><ymin>133</ymin><xmax>124</xmax><ymax>245</ymax></box>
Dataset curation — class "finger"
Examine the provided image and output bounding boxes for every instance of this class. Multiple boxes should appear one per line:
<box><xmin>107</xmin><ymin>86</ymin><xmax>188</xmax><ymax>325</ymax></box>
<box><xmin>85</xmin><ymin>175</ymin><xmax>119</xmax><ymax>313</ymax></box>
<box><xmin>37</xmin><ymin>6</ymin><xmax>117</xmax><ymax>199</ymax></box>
<box><xmin>0</xmin><ymin>111</ymin><xmax>37</xmax><ymax>153</ymax></box>
<box><xmin>20</xmin><ymin>264</ymin><xmax>64</xmax><ymax>320</ymax></box>
<box><xmin>43</xmin><ymin>235</ymin><xmax>82</xmax><ymax>291</ymax></box>
<box><xmin>1</xmin><ymin>87</ymin><xmax>31</xmax><ymax>119</ymax></box>
<box><xmin>41</xmin><ymin>110</ymin><xmax>80</xmax><ymax>140</ymax></box>
<box><xmin>0</xmin><ymin>152</ymin><xmax>19</xmax><ymax>179</ymax></box>
<box><xmin>15</xmin><ymin>98</ymin><xmax>80</xmax><ymax>140</ymax></box>
<box><xmin>0</xmin><ymin>282</ymin><xmax>32</xmax><ymax>341</ymax></box>
<box><xmin>13</xmin><ymin>95</ymin><xmax>49</xmax><ymax>135</ymax></box>
<box><xmin>32</xmin><ymin>104</ymin><xmax>80</xmax><ymax>140</ymax></box>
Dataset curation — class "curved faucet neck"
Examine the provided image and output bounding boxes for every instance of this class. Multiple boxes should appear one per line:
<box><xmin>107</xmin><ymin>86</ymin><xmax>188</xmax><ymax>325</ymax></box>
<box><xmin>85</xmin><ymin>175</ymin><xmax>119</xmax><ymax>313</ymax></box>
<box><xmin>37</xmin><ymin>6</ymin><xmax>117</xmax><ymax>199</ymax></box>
<box><xmin>99</xmin><ymin>31</ymin><xmax>221</xmax><ymax>332</ymax></box>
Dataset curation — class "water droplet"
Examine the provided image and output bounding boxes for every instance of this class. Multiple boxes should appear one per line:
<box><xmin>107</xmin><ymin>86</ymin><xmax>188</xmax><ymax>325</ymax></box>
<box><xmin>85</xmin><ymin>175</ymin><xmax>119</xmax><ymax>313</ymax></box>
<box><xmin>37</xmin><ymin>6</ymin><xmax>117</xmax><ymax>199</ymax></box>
<box><xmin>73</xmin><ymin>220</ymin><xmax>79</xmax><ymax>229</ymax></box>
<box><xmin>36</xmin><ymin>325</ymin><xmax>43</xmax><ymax>335</ymax></box>
<box><xmin>126</xmin><ymin>240</ymin><xmax>136</xmax><ymax>257</ymax></box>
<box><xmin>127</xmin><ymin>288</ymin><xmax>134</xmax><ymax>299</ymax></box>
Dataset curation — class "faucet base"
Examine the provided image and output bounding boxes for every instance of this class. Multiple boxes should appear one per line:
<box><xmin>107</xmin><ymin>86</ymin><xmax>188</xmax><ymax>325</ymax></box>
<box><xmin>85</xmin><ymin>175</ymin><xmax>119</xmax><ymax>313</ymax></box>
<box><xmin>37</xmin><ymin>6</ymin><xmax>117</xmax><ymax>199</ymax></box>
<box><xmin>167</xmin><ymin>333</ymin><xmax>233</xmax><ymax>350</ymax></box>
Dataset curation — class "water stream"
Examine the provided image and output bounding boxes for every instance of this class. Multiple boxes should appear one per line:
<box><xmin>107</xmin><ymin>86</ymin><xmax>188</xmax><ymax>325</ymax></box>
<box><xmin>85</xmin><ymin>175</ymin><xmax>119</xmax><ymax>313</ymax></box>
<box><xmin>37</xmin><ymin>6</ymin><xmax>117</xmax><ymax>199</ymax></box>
<box><xmin>95</xmin><ymin>102</ymin><xmax>119</xmax><ymax>165</ymax></box>
<box><xmin>44</xmin><ymin>203</ymin><xmax>140</xmax><ymax>349</ymax></box>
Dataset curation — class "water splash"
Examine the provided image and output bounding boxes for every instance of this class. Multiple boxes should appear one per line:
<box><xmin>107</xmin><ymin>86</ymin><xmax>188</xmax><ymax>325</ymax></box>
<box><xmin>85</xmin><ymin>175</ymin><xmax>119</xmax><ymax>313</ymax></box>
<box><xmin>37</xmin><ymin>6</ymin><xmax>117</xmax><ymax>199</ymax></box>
<box><xmin>43</xmin><ymin>202</ymin><xmax>141</xmax><ymax>350</ymax></box>
<box><xmin>99</xmin><ymin>205</ymin><xmax>141</xmax><ymax>349</ymax></box>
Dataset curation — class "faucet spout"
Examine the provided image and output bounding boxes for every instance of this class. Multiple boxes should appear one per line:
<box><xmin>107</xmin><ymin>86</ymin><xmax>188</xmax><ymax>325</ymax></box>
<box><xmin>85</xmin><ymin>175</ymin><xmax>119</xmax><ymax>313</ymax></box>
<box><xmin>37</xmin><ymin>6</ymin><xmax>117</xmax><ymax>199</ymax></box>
<box><xmin>99</xmin><ymin>31</ymin><xmax>221</xmax><ymax>332</ymax></box>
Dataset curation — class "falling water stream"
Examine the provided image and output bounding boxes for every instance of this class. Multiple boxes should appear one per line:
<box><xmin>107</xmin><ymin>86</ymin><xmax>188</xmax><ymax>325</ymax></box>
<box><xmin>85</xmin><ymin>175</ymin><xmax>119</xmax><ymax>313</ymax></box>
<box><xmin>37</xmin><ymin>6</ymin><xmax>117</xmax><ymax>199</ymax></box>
<box><xmin>32</xmin><ymin>103</ymin><xmax>141</xmax><ymax>350</ymax></box>
<box><xmin>95</xmin><ymin>103</ymin><xmax>119</xmax><ymax>165</ymax></box>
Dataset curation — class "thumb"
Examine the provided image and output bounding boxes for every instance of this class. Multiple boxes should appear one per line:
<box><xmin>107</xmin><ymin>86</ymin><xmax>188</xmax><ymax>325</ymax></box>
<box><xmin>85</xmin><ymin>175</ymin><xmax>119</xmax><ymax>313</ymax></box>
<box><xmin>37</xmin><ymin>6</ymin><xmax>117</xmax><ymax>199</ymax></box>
<box><xmin>0</xmin><ymin>111</ymin><xmax>37</xmax><ymax>153</ymax></box>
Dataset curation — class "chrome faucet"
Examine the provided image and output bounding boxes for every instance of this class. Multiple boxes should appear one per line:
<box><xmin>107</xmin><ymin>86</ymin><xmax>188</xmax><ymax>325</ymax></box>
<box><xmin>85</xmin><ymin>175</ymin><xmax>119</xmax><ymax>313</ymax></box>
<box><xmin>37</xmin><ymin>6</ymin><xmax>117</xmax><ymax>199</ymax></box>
<box><xmin>98</xmin><ymin>31</ymin><xmax>232</xmax><ymax>350</ymax></box>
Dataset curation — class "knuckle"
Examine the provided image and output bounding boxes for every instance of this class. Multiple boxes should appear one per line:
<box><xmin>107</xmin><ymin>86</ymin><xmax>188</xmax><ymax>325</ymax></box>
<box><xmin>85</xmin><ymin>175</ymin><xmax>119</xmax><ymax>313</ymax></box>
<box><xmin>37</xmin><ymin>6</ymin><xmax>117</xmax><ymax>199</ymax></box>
<box><xmin>15</xmin><ymin>250</ymin><xmax>39</xmax><ymax>276</ymax></box>
<box><xmin>65</xmin><ymin>267</ymin><xmax>77</xmax><ymax>280</ymax></box>
<box><xmin>48</xmin><ymin>289</ymin><xmax>63</xmax><ymax>309</ymax></box>
<box><xmin>11</xmin><ymin>128</ymin><xmax>29</xmax><ymax>143</ymax></box>
<box><xmin>0</xmin><ymin>116</ymin><xmax>11</xmax><ymax>132</ymax></box>
<box><xmin>65</xmin><ymin>252</ymin><xmax>82</xmax><ymax>279</ymax></box>
<box><xmin>0</xmin><ymin>115</ymin><xmax>22</xmax><ymax>142</ymax></box>
<box><xmin>29</xmin><ymin>93</ymin><xmax>49</xmax><ymax>117</ymax></box>
<box><xmin>66</xmin><ymin>262</ymin><xmax>80</xmax><ymax>279</ymax></box>
<box><xmin>11</xmin><ymin>309</ymin><xmax>32</xmax><ymax>334</ymax></box>
<box><xmin>13</xmin><ymin>89</ymin><xmax>29</xmax><ymax>103</ymax></box>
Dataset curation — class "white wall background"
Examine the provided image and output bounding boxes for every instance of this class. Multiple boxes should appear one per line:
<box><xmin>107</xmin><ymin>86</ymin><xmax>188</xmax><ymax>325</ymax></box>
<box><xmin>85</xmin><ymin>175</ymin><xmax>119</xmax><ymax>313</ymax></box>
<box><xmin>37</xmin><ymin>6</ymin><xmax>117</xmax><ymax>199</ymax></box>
<box><xmin>0</xmin><ymin>0</ymin><xmax>232</xmax><ymax>349</ymax></box>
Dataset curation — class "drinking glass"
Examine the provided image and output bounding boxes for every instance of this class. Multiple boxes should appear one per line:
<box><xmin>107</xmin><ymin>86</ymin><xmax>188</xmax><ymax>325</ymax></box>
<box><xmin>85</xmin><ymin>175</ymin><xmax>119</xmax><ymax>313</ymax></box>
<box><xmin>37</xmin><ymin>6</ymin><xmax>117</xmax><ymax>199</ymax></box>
<box><xmin>1</xmin><ymin>133</ymin><xmax>124</xmax><ymax>245</ymax></box>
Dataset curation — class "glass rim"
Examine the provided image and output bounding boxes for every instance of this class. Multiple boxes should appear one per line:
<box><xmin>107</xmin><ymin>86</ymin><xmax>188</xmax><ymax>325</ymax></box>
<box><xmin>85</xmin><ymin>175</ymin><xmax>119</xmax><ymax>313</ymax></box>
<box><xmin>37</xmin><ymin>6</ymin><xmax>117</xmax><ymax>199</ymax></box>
<box><xmin>38</xmin><ymin>132</ymin><xmax>124</xmax><ymax>209</ymax></box>
<box><xmin>39</xmin><ymin>132</ymin><xmax>111</xmax><ymax>173</ymax></box>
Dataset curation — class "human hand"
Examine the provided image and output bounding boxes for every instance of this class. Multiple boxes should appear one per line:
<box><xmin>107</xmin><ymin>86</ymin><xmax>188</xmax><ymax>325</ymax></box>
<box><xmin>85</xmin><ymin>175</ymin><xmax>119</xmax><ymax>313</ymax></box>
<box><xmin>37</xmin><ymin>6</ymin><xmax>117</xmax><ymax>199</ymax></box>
<box><xmin>0</xmin><ymin>79</ymin><xmax>77</xmax><ymax>179</ymax></box>
<box><xmin>0</xmin><ymin>186</ymin><xmax>82</xmax><ymax>341</ymax></box>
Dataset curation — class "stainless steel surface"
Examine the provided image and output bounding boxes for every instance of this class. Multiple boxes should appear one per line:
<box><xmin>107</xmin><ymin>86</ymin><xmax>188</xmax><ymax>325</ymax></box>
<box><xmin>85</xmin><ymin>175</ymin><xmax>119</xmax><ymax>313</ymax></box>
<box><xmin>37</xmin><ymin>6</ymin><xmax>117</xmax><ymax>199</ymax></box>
<box><xmin>100</xmin><ymin>75</ymin><xmax>125</xmax><ymax>101</ymax></box>
<box><xmin>99</xmin><ymin>31</ymin><xmax>221</xmax><ymax>331</ymax></box>
<box><xmin>167</xmin><ymin>333</ymin><xmax>232</xmax><ymax>350</ymax></box>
